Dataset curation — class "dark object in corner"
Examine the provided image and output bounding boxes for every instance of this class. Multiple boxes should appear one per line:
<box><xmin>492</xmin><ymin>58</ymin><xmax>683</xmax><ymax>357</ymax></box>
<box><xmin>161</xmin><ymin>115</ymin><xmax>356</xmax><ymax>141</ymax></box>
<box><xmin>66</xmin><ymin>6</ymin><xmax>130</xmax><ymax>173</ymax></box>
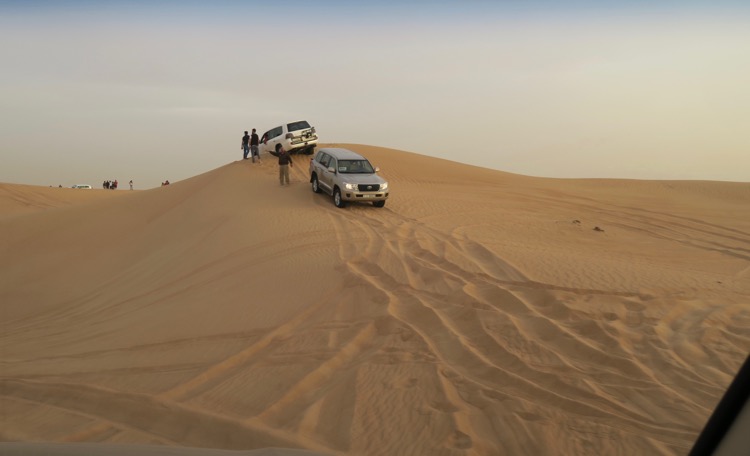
<box><xmin>689</xmin><ymin>354</ymin><xmax>750</xmax><ymax>455</ymax></box>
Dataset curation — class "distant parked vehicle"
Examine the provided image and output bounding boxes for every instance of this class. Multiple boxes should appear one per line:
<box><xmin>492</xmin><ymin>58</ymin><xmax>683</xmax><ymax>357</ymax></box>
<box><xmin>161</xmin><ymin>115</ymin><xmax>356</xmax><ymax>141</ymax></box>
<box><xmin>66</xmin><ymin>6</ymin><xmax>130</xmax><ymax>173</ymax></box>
<box><xmin>72</xmin><ymin>184</ymin><xmax>92</xmax><ymax>189</ymax></box>
<box><xmin>259</xmin><ymin>120</ymin><xmax>318</xmax><ymax>156</ymax></box>
<box><xmin>309</xmin><ymin>148</ymin><xmax>389</xmax><ymax>208</ymax></box>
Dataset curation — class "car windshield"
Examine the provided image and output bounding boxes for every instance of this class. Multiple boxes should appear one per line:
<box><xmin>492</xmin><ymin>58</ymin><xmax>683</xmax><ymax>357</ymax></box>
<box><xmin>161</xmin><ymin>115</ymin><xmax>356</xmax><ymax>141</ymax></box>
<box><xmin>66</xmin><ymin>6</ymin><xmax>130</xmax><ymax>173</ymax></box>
<box><xmin>287</xmin><ymin>121</ymin><xmax>311</xmax><ymax>131</ymax></box>
<box><xmin>338</xmin><ymin>160</ymin><xmax>374</xmax><ymax>174</ymax></box>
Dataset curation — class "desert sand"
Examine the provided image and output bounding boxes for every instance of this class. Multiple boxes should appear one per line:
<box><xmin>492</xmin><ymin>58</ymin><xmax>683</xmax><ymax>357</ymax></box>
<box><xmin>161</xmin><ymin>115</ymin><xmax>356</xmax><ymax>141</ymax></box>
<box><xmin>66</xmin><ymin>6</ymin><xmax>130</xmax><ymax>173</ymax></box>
<box><xmin>1</xmin><ymin>144</ymin><xmax>749</xmax><ymax>455</ymax></box>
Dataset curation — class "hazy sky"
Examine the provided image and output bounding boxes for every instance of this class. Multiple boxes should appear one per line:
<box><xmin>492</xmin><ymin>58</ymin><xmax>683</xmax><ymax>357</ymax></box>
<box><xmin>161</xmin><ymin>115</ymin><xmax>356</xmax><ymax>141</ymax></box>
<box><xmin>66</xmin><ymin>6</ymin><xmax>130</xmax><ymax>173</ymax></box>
<box><xmin>1</xmin><ymin>1</ymin><xmax>749</xmax><ymax>189</ymax></box>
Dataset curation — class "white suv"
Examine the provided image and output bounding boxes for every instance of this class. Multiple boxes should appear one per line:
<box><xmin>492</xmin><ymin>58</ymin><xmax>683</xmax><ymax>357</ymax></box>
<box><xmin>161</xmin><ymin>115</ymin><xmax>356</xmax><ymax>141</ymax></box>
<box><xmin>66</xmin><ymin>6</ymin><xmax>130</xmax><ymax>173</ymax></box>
<box><xmin>309</xmin><ymin>148</ymin><xmax>389</xmax><ymax>208</ymax></box>
<box><xmin>259</xmin><ymin>120</ymin><xmax>318</xmax><ymax>156</ymax></box>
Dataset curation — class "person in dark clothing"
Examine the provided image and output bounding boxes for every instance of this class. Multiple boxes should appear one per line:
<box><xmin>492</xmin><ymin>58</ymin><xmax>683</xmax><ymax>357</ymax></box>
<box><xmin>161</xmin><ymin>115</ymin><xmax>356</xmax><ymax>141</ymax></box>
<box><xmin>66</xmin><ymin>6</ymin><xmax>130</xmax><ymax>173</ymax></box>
<box><xmin>250</xmin><ymin>128</ymin><xmax>260</xmax><ymax>163</ymax></box>
<box><xmin>271</xmin><ymin>143</ymin><xmax>293</xmax><ymax>186</ymax></box>
<box><xmin>241</xmin><ymin>131</ymin><xmax>250</xmax><ymax>160</ymax></box>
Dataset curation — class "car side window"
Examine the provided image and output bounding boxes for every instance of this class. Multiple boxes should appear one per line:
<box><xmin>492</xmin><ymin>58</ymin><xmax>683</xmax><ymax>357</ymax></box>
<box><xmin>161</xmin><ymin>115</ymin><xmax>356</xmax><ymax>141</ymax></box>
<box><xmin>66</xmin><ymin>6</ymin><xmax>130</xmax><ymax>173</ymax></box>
<box><xmin>328</xmin><ymin>157</ymin><xmax>337</xmax><ymax>171</ymax></box>
<box><xmin>319</xmin><ymin>153</ymin><xmax>330</xmax><ymax>168</ymax></box>
<box><xmin>270</xmin><ymin>126</ymin><xmax>283</xmax><ymax>139</ymax></box>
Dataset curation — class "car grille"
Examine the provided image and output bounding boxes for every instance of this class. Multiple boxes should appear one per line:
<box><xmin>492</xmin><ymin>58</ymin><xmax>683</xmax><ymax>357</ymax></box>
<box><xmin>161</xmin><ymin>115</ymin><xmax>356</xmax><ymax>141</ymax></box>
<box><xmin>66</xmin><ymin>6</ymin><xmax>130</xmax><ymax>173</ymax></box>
<box><xmin>358</xmin><ymin>184</ymin><xmax>380</xmax><ymax>192</ymax></box>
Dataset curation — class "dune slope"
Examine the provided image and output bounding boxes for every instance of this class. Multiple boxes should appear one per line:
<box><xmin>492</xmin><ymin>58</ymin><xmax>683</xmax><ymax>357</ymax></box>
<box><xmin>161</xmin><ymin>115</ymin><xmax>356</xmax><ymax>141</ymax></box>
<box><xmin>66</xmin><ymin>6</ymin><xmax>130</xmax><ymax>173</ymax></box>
<box><xmin>1</xmin><ymin>144</ymin><xmax>749</xmax><ymax>455</ymax></box>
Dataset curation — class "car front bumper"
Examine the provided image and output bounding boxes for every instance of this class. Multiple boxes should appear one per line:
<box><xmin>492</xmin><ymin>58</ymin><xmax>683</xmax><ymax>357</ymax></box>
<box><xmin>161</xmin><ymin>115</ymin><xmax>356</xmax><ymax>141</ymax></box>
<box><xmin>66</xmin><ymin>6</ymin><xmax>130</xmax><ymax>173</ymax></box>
<box><xmin>342</xmin><ymin>191</ymin><xmax>389</xmax><ymax>202</ymax></box>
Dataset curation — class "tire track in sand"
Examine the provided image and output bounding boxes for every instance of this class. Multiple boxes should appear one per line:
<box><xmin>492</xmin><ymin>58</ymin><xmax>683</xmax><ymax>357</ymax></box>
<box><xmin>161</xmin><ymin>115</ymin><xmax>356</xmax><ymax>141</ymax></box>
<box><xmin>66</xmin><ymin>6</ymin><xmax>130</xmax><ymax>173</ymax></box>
<box><xmin>46</xmin><ymin>285</ymin><xmax>343</xmax><ymax>447</ymax></box>
<box><xmin>334</xmin><ymin>209</ymin><xmax>703</xmax><ymax>447</ymax></box>
<box><xmin>0</xmin><ymin>378</ymin><xmax>330</xmax><ymax>453</ymax></box>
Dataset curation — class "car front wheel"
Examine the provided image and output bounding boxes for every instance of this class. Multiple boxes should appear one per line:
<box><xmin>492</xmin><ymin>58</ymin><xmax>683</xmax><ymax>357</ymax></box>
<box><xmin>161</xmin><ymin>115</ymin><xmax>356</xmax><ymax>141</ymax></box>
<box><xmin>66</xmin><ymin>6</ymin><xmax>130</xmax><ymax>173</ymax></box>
<box><xmin>373</xmin><ymin>200</ymin><xmax>386</xmax><ymax>208</ymax></box>
<box><xmin>333</xmin><ymin>188</ymin><xmax>346</xmax><ymax>208</ymax></box>
<box><xmin>311</xmin><ymin>175</ymin><xmax>321</xmax><ymax>193</ymax></box>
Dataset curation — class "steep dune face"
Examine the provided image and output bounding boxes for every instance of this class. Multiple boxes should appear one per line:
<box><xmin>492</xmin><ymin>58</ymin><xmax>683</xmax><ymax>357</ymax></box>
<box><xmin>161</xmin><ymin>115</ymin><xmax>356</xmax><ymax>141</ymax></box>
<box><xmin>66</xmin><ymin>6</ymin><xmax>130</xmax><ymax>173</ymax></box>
<box><xmin>1</xmin><ymin>145</ymin><xmax>749</xmax><ymax>455</ymax></box>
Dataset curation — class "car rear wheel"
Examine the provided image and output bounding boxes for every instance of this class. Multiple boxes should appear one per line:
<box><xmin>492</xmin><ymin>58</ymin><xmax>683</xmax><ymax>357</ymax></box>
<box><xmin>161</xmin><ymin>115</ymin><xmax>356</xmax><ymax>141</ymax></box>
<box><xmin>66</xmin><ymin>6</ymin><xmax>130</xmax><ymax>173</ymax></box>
<box><xmin>373</xmin><ymin>200</ymin><xmax>386</xmax><ymax>208</ymax></box>
<box><xmin>311</xmin><ymin>175</ymin><xmax>321</xmax><ymax>193</ymax></box>
<box><xmin>333</xmin><ymin>188</ymin><xmax>346</xmax><ymax>208</ymax></box>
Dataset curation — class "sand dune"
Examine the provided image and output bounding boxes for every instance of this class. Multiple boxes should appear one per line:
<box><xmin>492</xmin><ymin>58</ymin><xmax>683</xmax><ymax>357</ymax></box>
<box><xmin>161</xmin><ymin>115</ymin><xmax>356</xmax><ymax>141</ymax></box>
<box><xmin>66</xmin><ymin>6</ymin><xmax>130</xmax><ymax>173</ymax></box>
<box><xmin>1</xmin><ymin>144</ymin><xmax>749</xmax><ymax>455</ymax></box>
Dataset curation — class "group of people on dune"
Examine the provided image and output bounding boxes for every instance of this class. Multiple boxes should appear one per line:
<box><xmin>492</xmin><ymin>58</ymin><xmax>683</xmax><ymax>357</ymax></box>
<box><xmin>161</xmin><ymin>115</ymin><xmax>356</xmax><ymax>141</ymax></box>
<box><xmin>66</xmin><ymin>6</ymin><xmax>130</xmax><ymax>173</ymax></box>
<box><xmin>103</xmin><ymin>180</ymin><xmax>135</xmax><ymax>190</ymax></box>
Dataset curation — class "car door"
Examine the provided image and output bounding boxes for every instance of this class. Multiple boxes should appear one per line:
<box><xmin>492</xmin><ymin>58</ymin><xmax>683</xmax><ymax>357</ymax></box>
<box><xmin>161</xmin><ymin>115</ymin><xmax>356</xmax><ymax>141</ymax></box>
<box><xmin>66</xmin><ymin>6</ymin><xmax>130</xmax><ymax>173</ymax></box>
<box><xmin>321</xmin><ymin>156</ymin><xmax>337</xmax><ymax>193</ymax></box>
<box><xmin>315</xmin><ymin>153</ymin><xmax>331</xmax><ymax>193</ymax></box>
<box><xmin>265</xmin><ymin>126</ymin><xmax>284</xmax><ymax>155</ymax></box>
<box><xmin>259</xmin><ymin>126</ymin><xmax>281</xmax><ymax>155</ymax></box>
<box><xmin>259</xmin><ymin>129</ymin><xmax>273</xmax><ymax>155</ymax></box>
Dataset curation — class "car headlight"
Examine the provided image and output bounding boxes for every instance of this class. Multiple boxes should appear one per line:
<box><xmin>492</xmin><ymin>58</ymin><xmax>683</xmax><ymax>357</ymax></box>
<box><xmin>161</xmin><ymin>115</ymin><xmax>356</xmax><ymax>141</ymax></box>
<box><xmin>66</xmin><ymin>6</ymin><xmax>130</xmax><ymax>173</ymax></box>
<box><xmin>380</xmin><ymin>182</ymin><xmax>388</xmax><ymax>190</ymax></box>
<box><xmin>344</xmin><ymin>182</ymin><xmax>358</xmax><ymax>191</ymax></box>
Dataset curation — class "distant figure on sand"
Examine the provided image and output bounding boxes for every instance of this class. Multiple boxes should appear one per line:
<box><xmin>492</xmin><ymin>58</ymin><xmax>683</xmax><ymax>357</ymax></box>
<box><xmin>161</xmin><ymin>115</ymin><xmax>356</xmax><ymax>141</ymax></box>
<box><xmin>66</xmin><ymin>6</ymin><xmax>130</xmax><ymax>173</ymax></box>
<box><xmin>250</xmin><ymin>128</ymin><xmax>260</xmax><ymax>163</ymax></box>
<box><xmin>162</xmin><ymin>180</ymin><xmax>170</xmax><ymax>186</ymax></box>
<box><xmin>129</xmin><ymin>180</ymin><xmax>133</xmax><ymax>190</ymax></box>
<box><xmin>242</xmin><ymin>131</ymin><xmax>250</xmax><ymax>160</ymax></box>
<box><xmin>271</xmin><ymin>144</ymin><xmax>293</xmax><ymax>186</ymax></box>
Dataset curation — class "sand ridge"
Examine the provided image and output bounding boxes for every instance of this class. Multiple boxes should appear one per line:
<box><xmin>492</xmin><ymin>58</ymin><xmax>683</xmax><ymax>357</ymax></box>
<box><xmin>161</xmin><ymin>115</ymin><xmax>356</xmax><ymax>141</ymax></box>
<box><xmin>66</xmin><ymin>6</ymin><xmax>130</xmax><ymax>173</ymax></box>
<box><xmin>1</xmin><ymin>144</ymin><xmax>749</xmax><ymax>455</ymax></box>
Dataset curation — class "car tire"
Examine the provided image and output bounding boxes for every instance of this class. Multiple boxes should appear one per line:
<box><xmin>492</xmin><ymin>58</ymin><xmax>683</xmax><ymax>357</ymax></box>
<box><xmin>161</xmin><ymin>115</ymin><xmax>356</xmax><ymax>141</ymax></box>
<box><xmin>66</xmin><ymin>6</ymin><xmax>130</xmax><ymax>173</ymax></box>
<box><xmin>311</xmin><ymin>175</ymin><xmax>321</xmax><ymax>193</ymax></box>
<box><xmin>373</xmin><ymin>200</ymin><xmax>386</xmax><ymax>208</ymax></box>
<box><xmin>333</xmin><ymin>188</ymin><xmax>346</xmax><ymax>208</ymax></box>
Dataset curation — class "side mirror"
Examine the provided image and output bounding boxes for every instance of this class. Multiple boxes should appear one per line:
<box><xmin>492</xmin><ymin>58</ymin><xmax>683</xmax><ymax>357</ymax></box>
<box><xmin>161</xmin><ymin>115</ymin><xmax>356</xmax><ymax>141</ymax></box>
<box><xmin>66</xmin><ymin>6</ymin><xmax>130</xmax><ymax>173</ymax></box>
<box><xmin>374</xmin><ymin>166</ymin><xmax>380</xmax><ymax>172</ymax></box>
<box><xmin>327</xmin><ymin>166</ymin><xmax>335</xmax><ymax>173</ymax></box>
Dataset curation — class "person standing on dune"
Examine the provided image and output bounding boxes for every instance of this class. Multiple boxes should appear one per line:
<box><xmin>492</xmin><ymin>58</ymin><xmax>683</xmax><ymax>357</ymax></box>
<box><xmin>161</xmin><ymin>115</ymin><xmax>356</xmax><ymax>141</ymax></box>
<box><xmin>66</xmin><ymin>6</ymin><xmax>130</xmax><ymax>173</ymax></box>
<box><xmin>241</xmin><ymin>130</ymin><xmax>250</xmax><ymax>160</ymax></box>
<box><xmin>250</xmin><ymin>128</ymin><xmax>260</xmax><ymax>163</ymax></box>
<box><xmin>271</xmin><ymin>144</ymin><xmax>293</xmax><ymax>186</ymax></box>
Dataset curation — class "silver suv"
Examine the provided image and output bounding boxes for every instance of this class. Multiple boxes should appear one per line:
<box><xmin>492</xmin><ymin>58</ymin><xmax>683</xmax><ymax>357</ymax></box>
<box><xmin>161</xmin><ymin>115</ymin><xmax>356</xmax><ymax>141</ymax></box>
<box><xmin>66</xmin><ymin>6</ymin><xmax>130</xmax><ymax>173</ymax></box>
<box><xmin>259</xmin><ymin>120</ymin><xmax>318</xmax><ymax>156</ymax></box>
<box><xmin>309</xmin><ymin>148</ymin><xmax>390</xmax><ymax>208</ymax></box>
